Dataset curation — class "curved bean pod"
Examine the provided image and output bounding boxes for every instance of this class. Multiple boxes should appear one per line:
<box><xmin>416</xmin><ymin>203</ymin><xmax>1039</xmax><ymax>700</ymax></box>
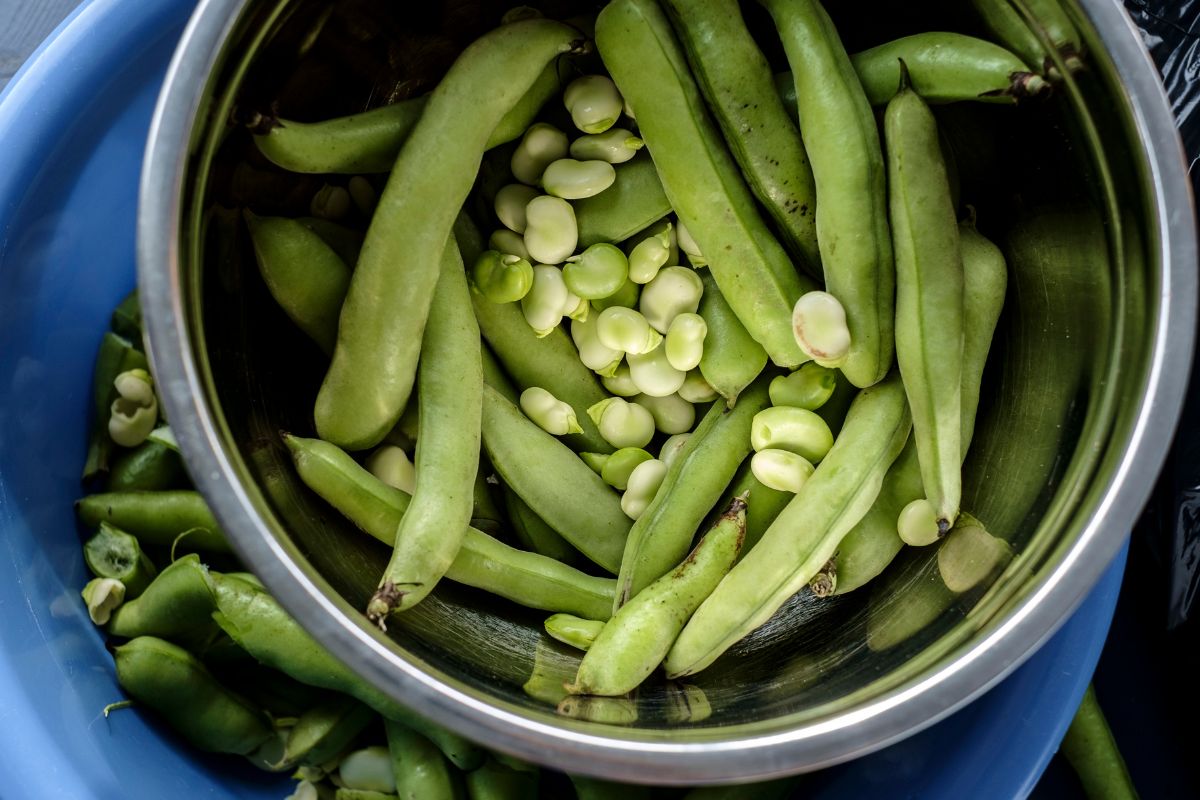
<box><xmin>283</xmin><ymin>696</ymin><xmax>375</xmax><ymax>769</ymax></box>
<box><xmin>483</xmin><ymin>386</ymin><xmax>631</xmax><ymax>573</ymax></box>
<box><xmin>762</xmin><ymin>0</ymin><xmax>894</xmax><ymax>387</ymax></box>
<box><xmin>614</xmin><ymin>376</ymin><xmax>770</xmax><ymax>609</ymax></box>
<box><xmin>503</xmin><ymin>486</ymin><xmax>581</xmax><ymax>566</ymax></box>
<box><xmin>369</xmin><ymin>249</ymin><xmax>481</xmax><ymax>622</ymax></box>
<box><xmin>887</xmin><ymin>73</ymin><xmax>964</xmax><ymax>532</ymax></box>
<box><xmin>663</xmin><ymin>0</ymin><xmax>820</xmax><ymax>276</ymax></box>
<box><xmin>285</xmin><ymin>435</ymin><xmax>615</xmax><ymax>621</ymax></box>
<box><xmin>970</xmin><ymin>0</ymin><xmax>1083</xmax><ymax>75</ymax></box>
<box><xmin>665</xmin><ymin>373</ymin><xmax>911</xmax><ymax>677</ymax></box>
<box><xmin>832</xmin><ymin>220</ymin><xmax>1007</xmax><ymax>593</ymax></box>
<box><xmin>315</xmin><ymin>20</ymin><xmax>583</xmax><ymax>449</ymax></box>
<box><xmin>107</xmin><ymin>440</ymin><xmax>185</xmax><ymax>492</ymax></box>
<box><xmin>544</xmin><ymin>613</ymin><xmax>605</xmax><ymax>652</ymax></box>
<box><xmin>253</xmin><ymin>63</ymin><xmax>561</xmax><ymax>174</ymax></box>
<box><xmin>106</xmin><ymin>553</ymin><xmax>217</xmax><ymax>645</ymax></box>
<box><xmin>569</xmin><ymin>496</ymin><xmax>746</xmax><ymax>696</ymax></box>
<box><xmin>385</xmin><ymin>720</ymin><xmax>461</xmax><ymax>800</ymax></box>
<box><xmin>464</xmin><ymin>758</ymin><xmax>539</xmax><ymax>800</ymax></box>
<box><xmin>596</xmin><ymin>0</ymin><xmax>815</xmax><ymax>368</ymax></box>
<box><xmin>114</xmin><ymin>636</ymin><xmax>272</xmax><ymax>755</ymax></box>
<box><xmin>696</xmin><ymin>271</ymin><xmax>769</xmax><ymax>407</ymax></box>
<box><xmin>211</xmin><ymin>574</ymin><xmax>483</xmax><ymax>770</ymax></box>
<box><xmin>472</xmin><ymin>288</ymin><xmax>613</xmax><ymax>453</ymax></box>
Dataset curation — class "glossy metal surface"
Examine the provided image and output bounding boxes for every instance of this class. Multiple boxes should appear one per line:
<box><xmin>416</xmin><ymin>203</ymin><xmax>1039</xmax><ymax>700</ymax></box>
<box><xmin>138</xmin><ymin>0</ymin><xmax>1197</xmax><ymax>784</ymax></box>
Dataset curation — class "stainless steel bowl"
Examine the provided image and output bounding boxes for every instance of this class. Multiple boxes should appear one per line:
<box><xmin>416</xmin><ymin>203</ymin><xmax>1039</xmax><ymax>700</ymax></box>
<box><xmin>138</xmin><ymin>0</ymin><xmax>1196</xmax><ymax>784</ymax></box>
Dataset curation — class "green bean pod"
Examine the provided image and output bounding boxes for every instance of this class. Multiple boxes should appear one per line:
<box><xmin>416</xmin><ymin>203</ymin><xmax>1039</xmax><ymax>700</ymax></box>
<box><xmin>76</xmin><ymin>491</ymin><xmax>230</xmax><ymax>553</ymax></box>
<box><xmin>369</xmin><ymin>245</ymin><xmax>481</xmax><ymax>622</ymax></box>
<box><xmin>662</xmin><ymin>0</ymin><xmax>820</xmax><ymax>276</ymax></box>
<box><xmin>333</xmin><ymin>790</ymin><xmax>395</xmax><ymax>800</ymax></box>
<box><xmin>254</xmin><ymin>64</ymin><xmax>561</xmax><ymax>174</ymax></box>
<box><xmin>719</xmin><ymin>460</ymin><xmax>792</xmax><ymax>558</ymax></box>
<box><xmin>283</xmin><ymin>696</ymin><xmax>376</xmax><ymax>769</ymax></box>
<box><xmin>472</xmin><ymin>289</ymin><xmax>613</xmax><ymax>453</ymax></box>
<box><xmin>481</xmin><ymin>386</ymin><xmax>631</xmax><ymax>574</ymax></box>
<box><xmin>385</xmin><ymin>720</ymin><xmax>460</xmax><ymax>800</ymax></box>
<box><xmin>503</xmin><ymin>487</ymin><xmax>581</xmax><ymax>565</ymax></box>
<box><xmin>573</xmin><ymin>153</ymin><xmax>672</xmax><ymax>248</ymax></box>
<box><xmin>210</xmin><ymin>575</ymin><xmax>483</xmax><ymax>770</ymax></box>
<box><xmin>970</xmin><ymin>0</ymin><xmax>1083</xmax><ymax>74</ymax></box>
<box><xmin>544</xmin><ymin>613</ymin><xmax>604</xmax><ymax>651</ymax></box>
<box><xmin>245</xmin><ymin>213</ymin><xmax>352</xmax><ymax>354</ymax></box>
<box><xmin>596</xmin><ymin>0</ymin><xmax>815</xmax><ymax>368</ymax></box>
<box><xmin>614</xmin><ymin>377</ymin><xmax>770</xmax><ymax>609</ymax></box>
<box><xmin>696</xmin><ymin>271</ymin><xmax>769</xmax><ymax>407</ymax></box>
<box><xmin>285</xmin><ymin>435</ymin><xmax>615</xmax><ymax>620</ymax></box>
<box><xmin>114</xmin><ymin>636</ymin><xmax>272</xmax><ymax>755</ymax></box>
<box><xmin>1060</xmin><ymin>686</ymin><xmax>1138</xmax><ymax>800</ymax></box>
<box><xmin>665</xmin><ymin>373</ymin><xmax>910</xmax><ymax>677</ymax></box>
<box><xmin>850</xmin><ymin>32</ymin><xmax>1047</xmax><ymax>106</ymax></box>
<box><xmin>761</xmin><ymin>0</ymin><xmax>894</xmax><ymax>387</ymax></box>
<box><xmin>298</xmin><ymin>216</ymin><xmax>364</xmax><ymax>267</ymax></box>
<box><xmin>315</xmin><ymin>21</ymin><xmax>583</xmax><ymax>450</ymax></box>
<box><xmin>84</xmin><ymin>523</ymin><xmax>158</xmax><ymax>598</ymax></box>
<box><xmin>570</xmin><ymin>775</ymin><xmax>653</xmax><ymax>800</ymax></box>
<box><xmin>570</xmin><ymin>495</ymin><xmax>746</xmax><ymax>695</ymax></box>
<box><xmin>465</xmin><ymin>758</ymin><xmax>539</xmax><ymax>800</ymax></box>
<box><xmin>110</xmin><ymin>289</ymin><xmax>142</xmax><ymax>342</ymax></box>
<box><xmin>887</xmin><ymin>74</ymin><xmax>964</xmax><ymax>533</ymax></box>
<box><xmin>107</xmin><ymin>553</ymin><xmax>217</xmax><ymax>643</ymax></box>
<box><xmin>84</xmin><ymin>332</ymin><xmax>148</xmax><ymax>480</ymax></box>
<box><xmin>832</xmin><ymin>219</ymin><xmax>1006</xmax><ymax>593</ymax></box>
<box><xmin>107</xmin><ymin>440</ymin><xmax>186</xmax><ymax>492</ymax></box>
<box><xmin>681</xmin><ymin>778</ymin><xmax>801</xmax><ymax>800</ymax></box>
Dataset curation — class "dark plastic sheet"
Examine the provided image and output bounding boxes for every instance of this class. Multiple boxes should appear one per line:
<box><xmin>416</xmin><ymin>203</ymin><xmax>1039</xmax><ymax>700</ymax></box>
<box><xmin>1125</xmin><ymin>0</ymin><xmax>1200</xmax><ymax>628</ymax></box>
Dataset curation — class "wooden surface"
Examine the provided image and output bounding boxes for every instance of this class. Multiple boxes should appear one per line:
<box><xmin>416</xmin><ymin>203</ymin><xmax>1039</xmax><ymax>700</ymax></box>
<box><xmin>0</xmin><ymin>0</ymin><xmax>80</xmax><ymax>91</ymax></box>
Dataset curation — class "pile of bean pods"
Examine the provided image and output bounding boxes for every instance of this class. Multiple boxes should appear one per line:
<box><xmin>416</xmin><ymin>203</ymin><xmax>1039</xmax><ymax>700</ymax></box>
<box><xmin>74</xmin><ymin>0</ymin><xmax>1091</xmax><ymax>795</ymax></box>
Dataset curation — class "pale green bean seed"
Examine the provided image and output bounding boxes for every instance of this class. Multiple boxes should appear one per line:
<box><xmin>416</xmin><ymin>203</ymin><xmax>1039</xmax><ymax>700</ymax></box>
<box><xmin>285</xmin><ymin>780</ymin><xmax>319</xmax><ymax>800</ymax></box>
<box><xmin>521</xmin><ymin>264</ymin><xmax>570</xmax><ymax>336</ymax></box>
<box><xmin>897</xmin><ymin>498</ymin><xmax>940</xmax><ymax>546</ymax></box>
<box><xmin>524</xmin><ymin>195</ymin><xmax>578</xmax><ymax>264</ymax></box>
<box><xmin>601</xmin><ymin>447</ymin><xmax>654</xmax><ymax>490</ymax></box>
<box><xmin>543</xmin><ymin>159</ymin><xmax>617</xmax><ymax>200</ymax></box>
<box><xmin>564</xmin><ymin>75</ymin><xmax>624</xmax><ymax>134</ymax></box>
<box><xmin>601</xmin><ymin>362</ymin><xmax>640</xmax><ymax>396</ymax></box>
<box><xmin>628</xmin><ymin>226</ymin><xmax>673</xmax><ymax>284</ymax></box>
<box><xmin>628</xmin><ymin>343</ymin><xmax>686</xmax><ymax>397</ymax></box>
<box><xmin>659</xmin><ymin>433</ymin><xmax>691</xmax><ymax>469</ymax></box>
<box><xmin>635</xmin><ymin>392</ymin><xmax>695</xmax><ymax>434</ymax></box>
<box><xmin>472</xmin><ymin>250</ymin><xmax>535</xmax><ymax>303</ymax></box>
<box><xmin>569</xmin><ymin>128</ymin><xmax>644</xmax><ymax>163</ymax></box>
<box><xmin>495</xmin><ymin>183</ymin><xmax>540</xmax><ymax>232</ymax></box>
<box><xmin>82</xmin><ymin>577</ymin><xmax>125</xmax><ymax>625</ymax></box>
<box><xmin>581</xmin><ymin>452</ymin><xmax>610</xmax><ymax>474</ymax></box>
<box><xmin>570</xmin><ymin>314</ymin><xmax>623</xmax><ymax>376</ymax></box>
<box><xmin>562</xmin><ymin>290</ymin><xmax>588</xmax><ymax>322</ymax></box>
<box><xmin>750</xmin><ymin>406</ymin><xmax>834</xmax><ymax>462</ymax></box>
<box><xmin>620</xmin><ymin>458</ymin><xmax>668</xmax><ymax>519</ymax></box>
<box><xmin>626</xmin><ymin>219</ymin><xmax>679</xmax><ymax>267</ymax></box>
<box><xmin>678</xmin><ymin>371</ymin><xmax>718</xmax><ymax>403</ymax></box>
<box><xmin>592</xmin><ymin>277</ymin><xmax>641</xmax><ymax>312</ymax></box>
<box><xmin>109</xmin><ymin>369</ymin><xmax>158</xmax><ymax>447</ymax></box>
<box><xmin>310</xmin><ymin>184</ymin><xmax>350</xmax><ymax>220</ymax></box>
<box><xmin>769</xmin><ymin>363</ymin><xmax>838</xmax><ymax>410</ymax></box>
<box><xmin>665</xmin><ymin>312</ymin><xmax>708</xmax><ymax>372</ymax></box>
<box><xmin>348</xmin><ymin>175</ymin><xmax>377</xmax><ymax>216</ymax></box>
<box><xmin>675</xmin><ymin>217</ymin><xmax>706</xmax><ymax>267</ymax></box>
<box><xmin>564</xmin><ymin>243</ymin><xmax>629</xmax><ymax>299</ymax></box>
<box><xmin>596</xmin><ymin>306</ymin><xmax>662</xmax><ymax>355</ymax></box>
<box><xmin>751</xmin><ymin>449</ymin><xmax>814</xmax><ymax>493</ymax></box>
<box><xmin>792</xmin><ymin>290</ymin><xmax>851</xmax><ymax>365</ymax></box>
<box><xmin>640</xmin><ymin>267</ymin><xmax>704</xmax><ymax>333</ymax></box>
<box><xmin>338</xmin><ymin>746</ymin><xmax>396</xmax><ymax>793</ymax></box>
<box><xmin>363</xmin><ymin>445</ymin><xmax>415</xmax><ymax>494</ymax></box>
<box><xmin>520</xmin><ymin>387</ymin><xmax>584</xmax><ymax>436</ymax></box>
<box><xmin>512</xmin><ymin>122</ymin><xmax>569</xmax><ymax>185</ymax></box>
<box><xmin>490</xmin><ymin>228</ymin><xmax>532</xmax><ymax>261</ymax></box>
<box><xmin>588</xmin><ymin>397</ymin><xmax>655</xmax><ymax>449</ymax></box>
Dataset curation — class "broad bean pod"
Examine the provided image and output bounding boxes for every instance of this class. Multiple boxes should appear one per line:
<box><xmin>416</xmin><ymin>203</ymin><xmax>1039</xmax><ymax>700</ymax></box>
<box><xmin>574</xmin><ymin>154</ymin><xmax>672</xmax><ymax>249</ymax></box>
<box><xmin>762</xmin><ymin>0</ymin><xmax>894</xmax><ymax>387</ymax></box>
<box><xmin>665</xmin><ymin>373</ymin><xmax>911</xmax><ymax>677</ymax></box>
<box><xmin>285</xmin><ymin>434</ymin><xmax>615</xmax><ymax>621</ymax></box>
<box><xmin>596</xmin><ymin>0</ymin><xmax>815</xmax><ymax>368</ymax></box>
